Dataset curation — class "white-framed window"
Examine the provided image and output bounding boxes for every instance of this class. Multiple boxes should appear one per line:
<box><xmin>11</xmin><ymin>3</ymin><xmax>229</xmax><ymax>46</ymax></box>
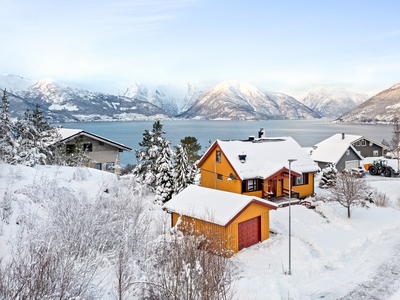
<box><xmin>216</xmin><ymin>151</ymin><xmax>221</xmax><ymax>163</ymax></box>
<box><xmin>106</xmin><ymin>162</ymin><xmax>114</xmax><ymax>171</ymax></box>
<box><xmin>247</xmin><ymin>179</ymin><xmax>257</xmax><ymax>191</ymax></box>
<box><xmin>297</xmin><ymin>175</ymin><xmax>304</xmax><ymax>185</ymax></box>
<box><xmin>373</xmin><ymin>150</ymin><xmax>379</xmax><ymax>156</ymax></box>
<box><xmin>346</xmin><ymin>149</ymin><xmax>350</xmax><ymax>155</ymax></box>
<box><xmin>361</xmin><ymin>140</ymin><xmax>366</xmax><ymax>146</ymax></box>
<box><xmin>217</xmin><ymin>174</ymin><xmax>223</xmax><ymax>181</ymax></box>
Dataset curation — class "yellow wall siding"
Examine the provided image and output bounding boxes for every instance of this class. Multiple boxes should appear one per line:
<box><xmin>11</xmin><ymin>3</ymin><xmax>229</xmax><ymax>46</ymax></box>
<box><xmin>242</xmin><ymin>190</ymin><xmax>263</xmax><ymax>197</ymax></box>
<box><xmin>282</xmin><ymin>172</ymin><xmax>315</xmax><ymax>198</ymax></box>
<box><xmin>171</xmin><ymin>202</ymin><xmax>273</xmax><ymax>257</ymax></box>
<box><xmin>292</xmin><ymin>173</ymin><xmax>314</xmax><ymax>198</ymax></box>
<box><xmin>200</xmin><ymin>146</ymin><xmax>242</xmax><ymax>193</ymax></box>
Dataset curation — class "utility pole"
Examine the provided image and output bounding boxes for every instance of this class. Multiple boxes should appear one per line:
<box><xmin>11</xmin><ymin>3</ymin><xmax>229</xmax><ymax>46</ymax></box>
<box><xmin>288</xmin><ymin>158</ymin><xmax>297</xmax><ymax>275</ymax></box>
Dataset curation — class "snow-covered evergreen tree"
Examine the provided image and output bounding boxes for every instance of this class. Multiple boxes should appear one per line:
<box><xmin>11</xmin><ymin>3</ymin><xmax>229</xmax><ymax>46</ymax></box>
<box><xmin>0</xmin><ymin>89</ymin><xmax>18</xmax><ymax>163</ymax></box>
<box><xmin>134</xmin><ymin>120</ymin><xmax>166</xmax><ymax>187</ymax></box>
<box><xmin>154</xmin><ymin>137</ymin><xmax>175</xmax><ymax>204</ymax></box>
<box><xmin>174</xmin><ymin>144</ymin><xmax>192</xmax><ymax>193</ymax></box>
<box><xmin>13</xmin><ymin>110</ymin><xmax>43</xmax><ymax>166</ymax></box>
<box><xmin>61</xmin><ymin>135</ymin><xmax>92</xmax><ymax>167</ymax></box>
<box><xmin>319</xmin><ymin>164</ymin><xmax>338</xmax><ymax>188</ymax></box>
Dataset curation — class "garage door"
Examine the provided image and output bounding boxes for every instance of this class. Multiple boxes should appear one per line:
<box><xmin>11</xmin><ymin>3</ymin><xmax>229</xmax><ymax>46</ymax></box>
<box><xmin>345</xmin><ymin>160</ymin><xmax>359</xmax><ymax>170</ymax></box>
<box><xmin>238</xmin><ymin>216</ymin><xmax>261</xmax><ymax>251</ymax></box>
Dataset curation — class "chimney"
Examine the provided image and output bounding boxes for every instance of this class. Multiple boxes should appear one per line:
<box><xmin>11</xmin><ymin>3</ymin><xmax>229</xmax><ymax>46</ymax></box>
<box><xmin>248</xmin><ymin>136</ymin><xmax>255</xmax><ymax>141</ymax></box>
<box><xmin>238</xmin><ymin>154</ymin><xmax>247</xmax><ymax>163</ymax></box>
<box><xmin>258</xmin><ymin>128</ymin><xmax>265</xmax><ymax>138</ymax></box>
<box><xmin>342</xmin><ymin>133</ymin><xmax>345</xmax><ymax>140</ymax></box>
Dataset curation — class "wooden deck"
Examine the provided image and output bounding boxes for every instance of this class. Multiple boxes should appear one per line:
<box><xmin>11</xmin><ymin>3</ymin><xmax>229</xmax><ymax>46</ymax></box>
<box><xmin>268</xmin><ymin>195</ymin><xmax>301</xmax><ymax>208</ymax></box>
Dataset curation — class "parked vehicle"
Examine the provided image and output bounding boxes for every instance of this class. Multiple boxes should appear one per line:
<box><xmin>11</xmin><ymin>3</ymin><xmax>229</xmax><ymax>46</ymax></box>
<box><xmin>364</xmin><ymin>159</ymin><xmax>398</xmax><ymax>177</ymax></box>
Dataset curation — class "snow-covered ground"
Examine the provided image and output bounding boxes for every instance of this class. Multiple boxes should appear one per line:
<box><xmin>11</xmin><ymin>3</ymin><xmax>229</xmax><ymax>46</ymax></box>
<box><xmin>234</xmin><ymin>157</ymin><xmax>400</xmax><ymax>299</ymax></box>
<box><xmin>1</xmin><ymin>158</ymin><xmax>400</xmax><ymax>299</ymax></box>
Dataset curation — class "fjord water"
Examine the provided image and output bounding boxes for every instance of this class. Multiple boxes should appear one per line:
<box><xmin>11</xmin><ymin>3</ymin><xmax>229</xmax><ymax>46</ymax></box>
<box><xmin>58</xmin><ymin>119</ymin><xmax>392</xmax><ymax>166</ymax></box>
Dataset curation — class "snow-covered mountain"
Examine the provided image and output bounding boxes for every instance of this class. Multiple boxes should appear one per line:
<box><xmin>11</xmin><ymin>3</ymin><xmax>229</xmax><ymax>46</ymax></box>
<box><xmin>118</xmin><ymin>82</ymin><xmax>205</xmax><ymax>115</ymax></box>
<box><xmin>0</xmin><ymin>75</ymin><xmax>170</xmax><ymax>122</ymax></box>
<box><xmin>337</xmin><ymin>82</ymin><xmax>400</xmax><ymax>123</ymax></box>
<box><xmin>300</xmin><ymin>87</ymin><xmax>368</xmax><ymax>118</ymax></box>
<box><xmin>180</xmin><ymin>80</ymin><xmax>321</xmax><ymax>120</ymax></box>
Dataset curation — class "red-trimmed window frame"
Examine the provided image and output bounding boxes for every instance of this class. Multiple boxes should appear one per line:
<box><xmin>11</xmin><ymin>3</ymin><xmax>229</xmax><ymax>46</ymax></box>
<box><xmin>217</xmin><ymin>174</ymin><xmax>223</xmax><ymax>181</ymax></box>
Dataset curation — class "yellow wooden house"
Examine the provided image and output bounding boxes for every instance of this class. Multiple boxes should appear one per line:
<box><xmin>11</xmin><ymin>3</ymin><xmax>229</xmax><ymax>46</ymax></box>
<box><xmin>163</xmin><ymin>185</ymin><xmax>278</xmax><ymax>256</ymax></box>
<box><xmin>197</xmin><ymin>134</ymin><xmax>319</xmax><ymax>201</ymax></box>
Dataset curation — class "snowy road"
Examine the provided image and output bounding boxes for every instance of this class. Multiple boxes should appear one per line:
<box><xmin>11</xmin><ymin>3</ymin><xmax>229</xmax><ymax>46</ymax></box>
<box><xmin>337</xmin><ymin>242</ymin><xmax>400</xmax><ymax>300</ymax></box>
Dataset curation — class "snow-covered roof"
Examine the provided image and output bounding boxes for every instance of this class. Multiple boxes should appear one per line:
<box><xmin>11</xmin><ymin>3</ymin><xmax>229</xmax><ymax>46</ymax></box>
<box><xmin>199</xmin><ymin>137</ymin><xmax>319</xmax><ymax>180</ymax></box>
<box><xmin>316</xmin><ymin>133</ymin><xmax>388</xmax><ymax>149</ymax></box>
<box><xmin>163</xmin><ymin>185</ymin><xmax>278</xmax><ymax>227</ymax></box>
<box><xmin>56</xmin><ymin>128</ymin><xmax>132</xmax><ymax>151</ymax></box>
<box><xmin>311</xmin><ymin>134</ymin><xmax>363</xmax><ymax>164</ymax></box>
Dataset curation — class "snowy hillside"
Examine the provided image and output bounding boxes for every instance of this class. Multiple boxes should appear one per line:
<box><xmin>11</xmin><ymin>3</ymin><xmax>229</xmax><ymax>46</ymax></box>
<box><xmin>2</xmin><ymin>160</ymin><xmax>400</xmax><ymax>298</ymax></box>
<box><xmin>301</xmin><ymin>87</ymin><xmax>368</xmax><ymax>118</ymax></box>
<box><xmin>337</xmin><ymin>82</ymin><xmax>400</xmax><ymax>123</ymax></box>
<box><xmin>180</xmin><ymin>80</ymin><xmax>321</xmax><ymax>120</ymax></box>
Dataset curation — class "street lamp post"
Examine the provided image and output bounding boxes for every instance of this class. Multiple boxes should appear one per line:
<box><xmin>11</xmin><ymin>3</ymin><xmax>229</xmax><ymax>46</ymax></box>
<box><xmin>288</xmin><ymin>158</ymin><xmax>297</xmax><ymax>276</ymax></box>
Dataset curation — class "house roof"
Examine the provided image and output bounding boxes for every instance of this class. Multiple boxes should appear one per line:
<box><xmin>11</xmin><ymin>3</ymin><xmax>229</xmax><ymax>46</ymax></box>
<box><xmin>318</xmin><ymin>133</ymin><xmax>389</xmax><ymax>150</ymax></box>
<box><xmin>56</xmin><ymin>128</ymin><xmax>132</xmax><ymax>152</ymax></box>
<box><xmin>311</xmin><ymin>133</ymin><xmax>364</xmax><ymax>164</ymax></box>
<box><xmin>163</xmin><ymin>185</ymin><xmax>278</xmax><ymax>227</ymax></box>
<box><xmin>198</xmin><ymin>137</ymin><xmax>319</xmax><ymax>180</ymax></box>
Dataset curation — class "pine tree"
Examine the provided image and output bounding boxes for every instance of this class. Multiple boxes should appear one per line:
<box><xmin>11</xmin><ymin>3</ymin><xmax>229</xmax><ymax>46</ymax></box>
<box><xmin>174</xmin><ymin>145</ymin><xmax>193</xmax><ymax>193</ymax></box>
<box><xmin>180</xmin><ymin>136</ymin><xmax>201</xmax><ymax>165</ymax></box>
<box><xmin>134</xmin><ymin>120</ymin><xmax>166</xmax><ymax>187</ymax></box>
<box><xmin>0</xmin><ymin>89</ymin><xmax>17</xmax><ymax>163</ymax></box>
<box><xmin>154</xmin><ymin>137</ymin><xmax>175</xmax><ymax>204</ymax></box>
<box><xmin>319</xmin><ymin>164</ymin><xmax>338</xmax><ymax>189</ymax></box>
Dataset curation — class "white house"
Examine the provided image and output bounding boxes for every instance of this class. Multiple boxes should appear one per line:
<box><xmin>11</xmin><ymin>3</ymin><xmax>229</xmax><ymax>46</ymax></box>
<box><xmin>56</xmin><ymin>128</ymin><xmax>132</xmax><ymax>172</ymax></box>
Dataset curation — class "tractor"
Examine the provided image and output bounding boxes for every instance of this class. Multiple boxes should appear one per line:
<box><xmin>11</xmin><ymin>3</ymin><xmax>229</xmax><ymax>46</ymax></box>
<box><xmin>364</xmin><ymin>159</ymin><xmax>397</xmax><ymax>177</ymax></box>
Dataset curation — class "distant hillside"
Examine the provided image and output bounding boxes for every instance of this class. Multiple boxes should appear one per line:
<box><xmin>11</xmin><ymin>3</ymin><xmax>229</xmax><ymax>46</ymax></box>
<box><xmin>180</xmin><ymin>80</ymin><xmax>321</xmax><ymax>120</ymax></box>
<box><xmin>300</xmin><ymin>87</ymin><xmax>368</xmax><ymax>118</ymax></box>
<box><xmin>337</xmin><ymin>82</ymin><xmax>400</xmax><ymax>123</ymax></box>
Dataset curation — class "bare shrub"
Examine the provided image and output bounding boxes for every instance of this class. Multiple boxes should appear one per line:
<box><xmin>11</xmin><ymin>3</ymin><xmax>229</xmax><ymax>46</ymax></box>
<box><xmin>0</xmin><ymin>186</ymin><xmax>14</xmax><ymax>224</ymax></box>
<box><xmin>0</xmin><ymin>237</ymin><xmax>99</xmax><ymax>299</ymax></box>
<box><xmin>329</xmin><ymin>171</ymin><xmax>368</xmax><ymax>218</ymax></box>
<box><xmin>367</xmin><ymin>188</ymin><xmax>389</xmax><ymax>207</ymax></box>
<box><xmin>141</xmin><ymin>219</ymin><xmax>237</xmax><ymax>300</ymax></box>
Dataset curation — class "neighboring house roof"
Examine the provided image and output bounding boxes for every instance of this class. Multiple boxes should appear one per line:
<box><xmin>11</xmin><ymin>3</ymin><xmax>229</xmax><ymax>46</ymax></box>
<box><xmin>318</xmin><ymin>133</ymin><xmax>389</xmax><ymax>150</ymax></box>
<box><xmin>311</xmin><ymin>134</ymin><xmax>364</xmax><ymax>164</ymax></box>
<box><xmin>198</xmin><ymin>137</ymin><xmax>319</xmax><ymax>181</ymax></box>
<box><xmin>163</xmin><ymin>185</ymin><xmax>278</xmax><ymax>227</ymax></box>
<box><xmin>56</xmin><ymin>128</ymin><xmax>132</xmax><ymax>152</ymax></box>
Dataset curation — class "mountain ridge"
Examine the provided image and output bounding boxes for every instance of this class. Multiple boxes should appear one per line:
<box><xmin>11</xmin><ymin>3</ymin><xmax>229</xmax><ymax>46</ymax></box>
<box><xmin>180</xmin><ymin>80</ymin><xmax>321</xmax><ymax>120</ymax></box>
<box><xmin>336</xmin><ymin>82</ymin><xmax>400</xmax><ymax>123</ymax></box>
<box><xmin>300</xmin><ymin>87</ymin><xmax>368</xmax><ymax>118</ymax></box>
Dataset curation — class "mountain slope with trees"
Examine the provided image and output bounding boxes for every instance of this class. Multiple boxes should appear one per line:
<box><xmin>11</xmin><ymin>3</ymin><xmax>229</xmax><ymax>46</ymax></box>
<box><xmin>337</xmin><ymin>82</ymin><xmax>400</xmax><ymax>123</ymax></box>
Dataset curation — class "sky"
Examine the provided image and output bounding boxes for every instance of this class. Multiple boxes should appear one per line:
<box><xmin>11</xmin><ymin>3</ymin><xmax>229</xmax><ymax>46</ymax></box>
<box><xmin>1</xmin><ymin>0</ymin><xmax>400</xmax><ymax>99</ymax></box>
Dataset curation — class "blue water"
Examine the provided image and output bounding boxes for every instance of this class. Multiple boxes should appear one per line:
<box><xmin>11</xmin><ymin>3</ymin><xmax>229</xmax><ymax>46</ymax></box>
<box><xmin>57</xmin><ymin>119</ymin><xmax>393</xmax><ymax>166</ymax></box>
